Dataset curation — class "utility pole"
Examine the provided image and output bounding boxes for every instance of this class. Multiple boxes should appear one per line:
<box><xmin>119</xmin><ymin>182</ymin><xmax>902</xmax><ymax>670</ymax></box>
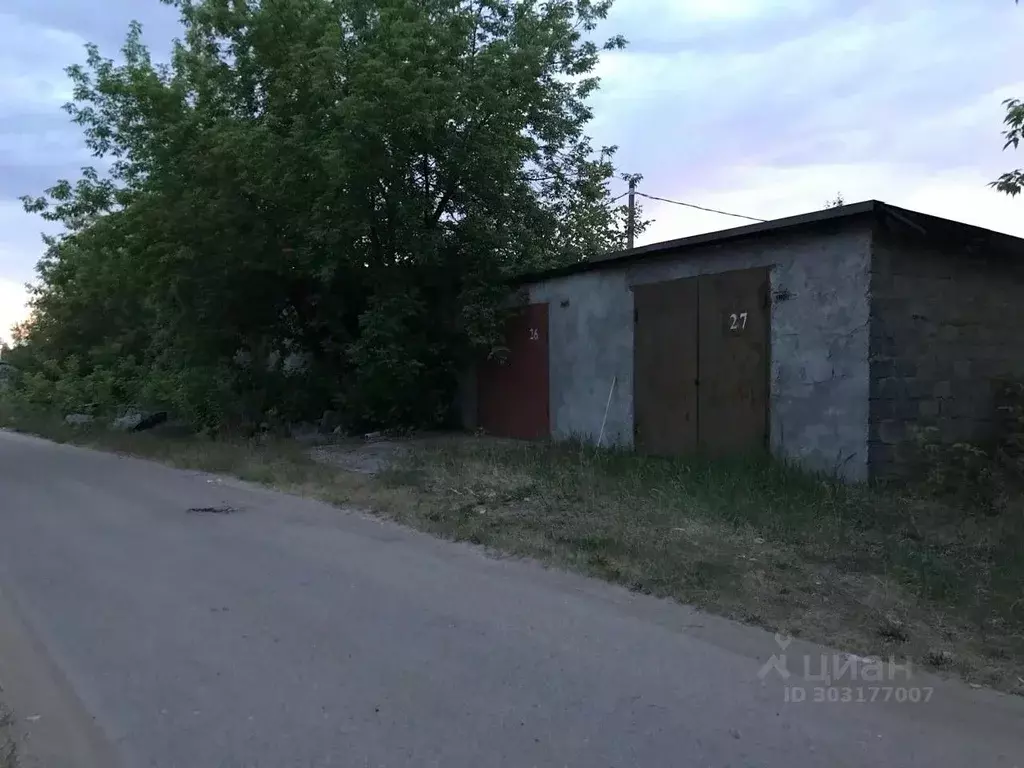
<box><xmin>626</xmin><ymin>176</ymin><xmax>636</xmax><ymax>251</ymax></box>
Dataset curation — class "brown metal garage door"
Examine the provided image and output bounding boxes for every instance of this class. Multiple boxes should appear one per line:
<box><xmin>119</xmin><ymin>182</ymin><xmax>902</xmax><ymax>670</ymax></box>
<box><xmin>477</xmin><ymin>303</ymin><xmax>550</xmax><ymax>440</ymax></box>
<box><xmin>633</xmin><ymin>279</ymin><xmax>698</xmax><ymax>454</ymax></box>
<box><xmin>697</xmin><ymin>268</ymin><xmax>770</xmax><ymax>456</ymax></box>
<box><xmin>633</xmin><ymin>268</ymin><xmax>769</xmax><ymax>457</ymax></box>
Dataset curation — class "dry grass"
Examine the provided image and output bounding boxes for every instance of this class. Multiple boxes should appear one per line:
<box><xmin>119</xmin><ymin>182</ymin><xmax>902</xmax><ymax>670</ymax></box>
<box><xmin>376</xmin><ymin>438</ymin><xmax>1024</xmax><ymax>692</ymax></box>
<box><xmin>0</xmin><ymin>403</ymin><xmax>416</xmax><ymax>519</ymax></box>
<box><xmin>3</xmin><ymin>403</ymin><xmax>1024</xmax><ymax>693</ymax></box>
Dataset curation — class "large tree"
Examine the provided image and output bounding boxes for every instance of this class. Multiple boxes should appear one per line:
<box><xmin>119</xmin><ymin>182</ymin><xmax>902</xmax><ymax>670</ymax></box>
<box><xmin>18</xmin><ymin>0</ymin><xmax>641</xmax><ymax>429</ymax></box>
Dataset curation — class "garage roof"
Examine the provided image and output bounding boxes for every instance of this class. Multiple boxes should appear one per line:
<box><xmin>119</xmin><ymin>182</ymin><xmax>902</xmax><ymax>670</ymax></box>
<box><xmin>519</xmin><ymin>200</ymin><xmax>1024</xmax><ymax>284</ymax></box>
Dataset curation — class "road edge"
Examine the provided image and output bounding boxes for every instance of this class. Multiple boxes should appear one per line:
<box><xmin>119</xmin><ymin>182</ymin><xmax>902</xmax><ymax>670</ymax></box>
<box><xmin>0</xmin><ymin>580</ymin><xmax>121</xmax><ymax>768</ymax></box>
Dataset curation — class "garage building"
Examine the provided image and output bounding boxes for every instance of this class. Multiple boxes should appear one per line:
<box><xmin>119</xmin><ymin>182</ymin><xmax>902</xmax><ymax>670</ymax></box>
<box><xmin>467</xmin><ymin>200</ymin><xmax>1024</xmax><ymax>482</ymax></box>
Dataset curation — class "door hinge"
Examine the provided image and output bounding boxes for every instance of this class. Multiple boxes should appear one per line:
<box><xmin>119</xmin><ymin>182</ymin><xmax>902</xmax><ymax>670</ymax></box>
<box><xmin>634</xmin><ymin>308</ymin><xmax>639</xmax><ymax>324</ymax></box>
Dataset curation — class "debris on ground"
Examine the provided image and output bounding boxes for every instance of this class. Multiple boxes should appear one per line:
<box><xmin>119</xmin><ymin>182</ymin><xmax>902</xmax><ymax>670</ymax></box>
<box><xmin>310</xmin><ymin>440</ymin><xmax>408</xmax><ymax>475</ymax></box>
<box><xmin>111</xmin><ymin>408</ymin><xmax>169</xmax><ymax>432</ymax></box>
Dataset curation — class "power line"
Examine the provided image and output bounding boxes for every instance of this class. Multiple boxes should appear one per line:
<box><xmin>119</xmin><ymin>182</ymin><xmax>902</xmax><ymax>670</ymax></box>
<box><xmin>634</xmin><ymin>192</ymin><xmax>767</xmax><ymax>223</ymax></box>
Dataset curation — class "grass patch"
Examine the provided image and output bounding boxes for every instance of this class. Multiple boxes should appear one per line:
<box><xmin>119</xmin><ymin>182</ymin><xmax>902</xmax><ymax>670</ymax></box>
<box><xmin>377</xmin><ymin>438</ymin><xmax>1024</xmax><ymax>691</ymax></box>
<box><xmin>4</xmin><ymin>402</ymin><xmax>1024</xmax><ymax>692</ymax></box>
<box><xmin>0</xmin><ymin>402</ymin><xmax>416</xmax><ymax>516</ymax></box>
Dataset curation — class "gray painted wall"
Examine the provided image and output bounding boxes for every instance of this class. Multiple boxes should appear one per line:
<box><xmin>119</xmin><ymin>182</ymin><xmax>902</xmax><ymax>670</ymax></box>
<box><xmin>869</xmin><ymin>230</ymin><xmax>1024</xmax><ymax>476</ymax></box>
<box><xmin>527</xmin><ymin>223</ymin><xmax>874</xmax><ymax>480</ymax></box>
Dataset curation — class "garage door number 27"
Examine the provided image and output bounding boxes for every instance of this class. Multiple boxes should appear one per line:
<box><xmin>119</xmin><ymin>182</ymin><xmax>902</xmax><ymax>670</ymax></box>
<box><xmin>729</xmin><ymin>312</ymin><xmax>748</xmax><ymax>332</ymax></box>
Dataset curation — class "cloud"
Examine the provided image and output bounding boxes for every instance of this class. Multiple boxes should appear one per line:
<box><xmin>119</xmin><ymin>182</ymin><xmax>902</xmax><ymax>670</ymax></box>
<box><xmin>0</xmin><ymin>277</ymin><xmax>28</xmax><ymax>346</ymax></box>
<box><xmin>0</xmin><ymin>199</ymin><xmax>52</xmax><ymax>345</ymax></box>
<box><xmin>607</xmin><ymin>0</ymin><xmax>836</xmax><ymax>54</ymax></box>
<box><xmin>0</xmin><ymin>0</ymin><xmax>1022</xmax><ymax>339</ymax></box>
<box><xmin>0</xmin><ymin>13</ymin><xmax>83</xmax><ymax>113</ymax></box>
<box><xmin>0</xmin><ymin>1</ymin><xmax>178</xmax><ymax>53</ymax></box>
<box><xmin>637</xmin><ymin>163</ymin><xmax>1024</xmax><ymax>246</ymax></box>
<box><xmin>0</xmin><ymin>201</ymin><xmax>49</xmax><ymax>273</ymax></box>
<box><xmin>593</xmin><ymin>0</ymin><xmax>1024</xmax><ymax>244</ymax></box>
<box><xmin>0</xmin><ymin>7</ymin><xmax>151</xmax><ymax>338</ymax></box>
<box><xmin>0</xmin><ymin>12</ymin><xmax>89</xmax><ymax>313</ymax></box>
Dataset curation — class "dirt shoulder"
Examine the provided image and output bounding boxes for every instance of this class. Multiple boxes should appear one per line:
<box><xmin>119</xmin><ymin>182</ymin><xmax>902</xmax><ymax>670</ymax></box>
<box><xmin>0</xmin><ymin>582</ymin><xmax>120</xmax><ymax>768</ymax></box>
<box><xmin>3</xmin><ymin>406</ymin><xmax>1023</xmax><ymax>695</ymax></box>
<box><xmin>0</xmin><ymin>703</ymin><xmax>17</xmax><ymax>768</ymax></box>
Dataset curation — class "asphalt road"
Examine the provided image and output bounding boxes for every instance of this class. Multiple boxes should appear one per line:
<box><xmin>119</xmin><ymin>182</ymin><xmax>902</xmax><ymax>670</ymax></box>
<box><xmin>0</xmin><ymin>430</ymin><xmax>1022</xmax><ymax>768</ymax></box>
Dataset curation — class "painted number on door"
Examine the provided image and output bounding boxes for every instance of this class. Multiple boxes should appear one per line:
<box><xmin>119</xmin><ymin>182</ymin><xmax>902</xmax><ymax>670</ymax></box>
<box><xmin>729</xmin><ymin>312</ymin><xmax>749</xmax><ymax>332</ymax></box>
<box><xmin>529</xmin><ymin>328</ymin><xmax>540</xmax><ymax>341</ymax></box>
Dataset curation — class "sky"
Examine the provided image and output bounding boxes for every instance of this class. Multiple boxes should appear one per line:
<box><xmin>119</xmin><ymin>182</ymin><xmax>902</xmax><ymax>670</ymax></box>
<box><xmin>1</xmin><ymin>0</ymin><xmax>1023</xmax><ymax>343</ymax></box>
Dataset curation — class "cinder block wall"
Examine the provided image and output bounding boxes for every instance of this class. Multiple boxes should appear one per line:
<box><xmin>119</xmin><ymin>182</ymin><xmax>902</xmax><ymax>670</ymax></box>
<box><xmin>528</xmin><ymin>222</ymin><xmax>874</xmax><ymax>480</ymax></box>
<box><xmin>868</xmin><ymin>230</ymin><xmax>1024</xmax><ymax>477</ymax></box>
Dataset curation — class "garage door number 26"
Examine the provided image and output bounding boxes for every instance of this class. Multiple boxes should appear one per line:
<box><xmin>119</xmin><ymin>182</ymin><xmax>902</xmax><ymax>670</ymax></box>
<box><xmin>529</xmin><ymin>328</ymin><xmax>540</xmax><ymax>341</ymax></box>
<box><xmin>729</xmin><ymin>312</ymin><xmax>748</xmax><ymax>332</ymax></box>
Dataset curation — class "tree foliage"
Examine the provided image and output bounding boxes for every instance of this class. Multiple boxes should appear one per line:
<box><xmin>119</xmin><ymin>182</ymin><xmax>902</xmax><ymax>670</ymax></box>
<box><xmin>993</xmin><ymin>0</ymin><xmax>1022</xmax><ymax>196</ymax></box>
<box><xmin>15</xmin><ymin>0</ymin><xmax>643</xmax><ymax>430</ymax></box>
<box><xmin>993</xmin><ymin>98</ymin><xmax>1024</xmax><ymax>197</ymax></box>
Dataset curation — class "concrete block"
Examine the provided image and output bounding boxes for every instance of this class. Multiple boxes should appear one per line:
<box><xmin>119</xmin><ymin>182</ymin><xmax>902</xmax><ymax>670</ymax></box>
<box><xmin>870</xmin><ymin>399</ymin><xmax>897</xmax><ymax>420</ymax></box>
<box><xmin>894</xmin><ymin>401</ymin><xmax>925</xmax><ymax>421</ymax></box>
<box><xmin>918</xmin><ymin>399</ymin><xmax>940</xmax><ymax>418</ymax></box>
<box><xmin>873</xmin><ymin>355</ymin><xmax>923</xmax><ymax>379</ymax></box>
<box><xmin>874</xmin><ymin>376</ymin><xmax>933</xmax><ymax>401</ymax></box>
<box><xmin>878</xmin><ymin>419</ymin><xmax>907</xmax><ymax>445</ymax></box>
<box><xmin>871</xmin><ymin>359</ymin><xmax>895</xmax><ymax>380</ymax></box>
<box><xmin>799</xmin><ymin>357</ymin><xmax>834</xmax><ymax>384</ymax></box>
<box><xmin>939</xmin><ymin>397</ymin><xmax>988</xmax><ymax>421</ymax></box>
<box><xmin>874</xmin><ymin>377</ymin><xmax>905</xmax><ymax>400</ymax></box>
<box><xmin>933</xmin><ymin>381</ymin><xmax>953</xmax><ymax>399</ymax></box>
<box><xmin>910</xmin><ymin>357</ymin><xmax>944</xmax><ymax>381</ymax></box>
<box><xmin>895</xmin><ymin>359</ymin><xmax>919</xmax><ymax>378</ymax></box>
<box><xmin>938</xmin><ymin>325</ymin><xmax>961</xmax><ymax>343</ymax></box>
<box><xmin>535</xmin><ymin>223</ymin><xmax>874</xmax><ymax>481</ymax></box>
<box><xmin>872</xmin><ymin>398</ymin><xmax>924</xmax><ymax>422</ymax></box>
<box><xmin>869</xmin><ymin>333</ymin><xmax>899</xmax><ymax>356</ymax></box>
<box><xmin>935</xmin><ymin>417</ymin><xmax>991</xmax><ymax>444</ymax></box>
<box><xmin>868</xmin><ymin>441</ymin><xmax>899</xmax><ymax>470</ymax></box>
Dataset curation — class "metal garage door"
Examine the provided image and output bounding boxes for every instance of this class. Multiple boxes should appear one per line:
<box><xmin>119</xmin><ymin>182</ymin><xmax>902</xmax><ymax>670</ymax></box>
<box><xmin>633</xmin><ymin>279</ymin><xmax>699</xmax><ymax>454</ymax></box>
<box><xmin>633</xmin><ymin>268</ymin><xmax>769</xmax><ymax>456</ymax></box>
<box><xmin>697</xmin><ymin>268</ymin><xmax>770</xmax><ymax>456</ymax></box>
<box><xmin>477</xmin><ymin>303</ymin><xmax>550</xmax><ymax>440</ymax></box>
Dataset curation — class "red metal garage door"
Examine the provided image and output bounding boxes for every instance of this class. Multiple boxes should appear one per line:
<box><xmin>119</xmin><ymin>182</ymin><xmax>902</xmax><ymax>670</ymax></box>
<box><xmin>477</xmin><ymin>303</ymin><xmax>550</xmax><ymax>440</ymax></box>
